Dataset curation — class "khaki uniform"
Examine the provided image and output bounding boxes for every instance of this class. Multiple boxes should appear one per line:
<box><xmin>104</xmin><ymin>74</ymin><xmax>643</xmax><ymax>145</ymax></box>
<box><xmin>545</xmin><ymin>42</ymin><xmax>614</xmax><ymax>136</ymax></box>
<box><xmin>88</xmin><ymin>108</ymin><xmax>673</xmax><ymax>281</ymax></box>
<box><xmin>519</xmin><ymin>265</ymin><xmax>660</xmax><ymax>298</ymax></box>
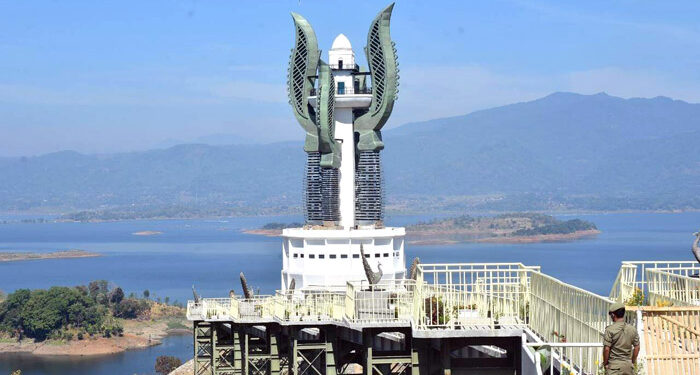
<box><xmin>603</xmin><ymin>321</ymin><xmax>640</xmax><ymax>375</ymax></box>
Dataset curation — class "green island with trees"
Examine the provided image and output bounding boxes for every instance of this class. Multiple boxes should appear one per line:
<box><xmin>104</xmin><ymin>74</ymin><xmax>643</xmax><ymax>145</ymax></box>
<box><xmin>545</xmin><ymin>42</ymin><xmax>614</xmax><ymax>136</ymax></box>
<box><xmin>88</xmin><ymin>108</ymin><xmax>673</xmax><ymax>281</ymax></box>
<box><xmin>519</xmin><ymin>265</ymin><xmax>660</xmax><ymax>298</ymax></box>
<box><xmin>0</xmin><ymin>281</ymin><xmax>188</xmax><ymax>356</ymax></box>
<box><xmin>407</xmin><ymin>213</ymin><xmax>599</xmax><ymax>245</ymax></box>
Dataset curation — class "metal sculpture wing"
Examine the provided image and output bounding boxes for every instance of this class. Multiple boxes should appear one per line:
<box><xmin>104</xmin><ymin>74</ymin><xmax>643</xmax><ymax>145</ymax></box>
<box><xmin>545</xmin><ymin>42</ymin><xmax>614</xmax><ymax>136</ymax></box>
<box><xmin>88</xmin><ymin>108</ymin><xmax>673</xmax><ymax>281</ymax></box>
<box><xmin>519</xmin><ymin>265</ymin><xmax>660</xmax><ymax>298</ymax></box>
<box><xmin>316</xmin><ymin>61</ymin><xmax>341</xmax><ymax>168</ymax></box>
<box><xmin>692</xmin><ymin>231</ymin><xmax>700</xmax><ymax>264</ymax></box>
<box><xmin>288</xmin><ymin>13</ymin><xmax>321</xmax><ymax>152</ymax></box>
<box><xmin>354</xmin><ymin>3</ymin><xmax>399</xmax><ymax>151</ymax></box>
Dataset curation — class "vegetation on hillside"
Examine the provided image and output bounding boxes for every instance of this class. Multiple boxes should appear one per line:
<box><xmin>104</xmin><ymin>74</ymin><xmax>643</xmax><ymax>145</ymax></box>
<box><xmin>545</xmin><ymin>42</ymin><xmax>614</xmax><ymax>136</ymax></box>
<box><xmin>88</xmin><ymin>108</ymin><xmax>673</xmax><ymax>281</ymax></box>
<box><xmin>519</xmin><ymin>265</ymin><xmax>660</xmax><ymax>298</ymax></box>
<box><xmin>409</xmin><ymin>213</ymin><xmax>597</xmax><ymax>238</ymax></box>
<box><xmin>1</xmin><ymin>93</ymin><xmax>699</xmax><ymax>215</ymax></box>
<box><xmin>512</xmin><ymin>218</ymin><xmax>596</xmax><ymax>236</ymax></box>
<box><xmin>0</xmin><ymin>281</ymin><xmax>184</xmax><ymax>342</ymax></box>
<box><xmin>261</xmin><ymin>222</ymin><xmax>303</xmax><ymax>230</ymax></box>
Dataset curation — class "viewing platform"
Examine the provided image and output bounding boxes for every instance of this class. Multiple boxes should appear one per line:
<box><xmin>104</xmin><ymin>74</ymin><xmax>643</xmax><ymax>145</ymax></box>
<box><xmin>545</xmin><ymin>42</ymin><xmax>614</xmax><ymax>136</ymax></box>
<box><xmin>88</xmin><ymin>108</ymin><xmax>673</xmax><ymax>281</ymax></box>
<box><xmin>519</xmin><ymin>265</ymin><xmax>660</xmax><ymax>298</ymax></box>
<box><xmin>187</xmin><ymin>261</ymin><xmax>700</xmax><ymax>375</ymax></box>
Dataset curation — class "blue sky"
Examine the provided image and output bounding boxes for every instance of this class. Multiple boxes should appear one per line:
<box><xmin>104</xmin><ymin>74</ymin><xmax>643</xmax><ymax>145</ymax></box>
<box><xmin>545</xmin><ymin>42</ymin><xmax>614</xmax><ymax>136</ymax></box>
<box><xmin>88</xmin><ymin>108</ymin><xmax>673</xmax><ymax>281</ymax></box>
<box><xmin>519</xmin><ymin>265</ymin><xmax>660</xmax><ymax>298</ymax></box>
<box><xmin>1</xmin><ymin>0</ymin><xmax>700</xmax><ymax>156</ymax></box>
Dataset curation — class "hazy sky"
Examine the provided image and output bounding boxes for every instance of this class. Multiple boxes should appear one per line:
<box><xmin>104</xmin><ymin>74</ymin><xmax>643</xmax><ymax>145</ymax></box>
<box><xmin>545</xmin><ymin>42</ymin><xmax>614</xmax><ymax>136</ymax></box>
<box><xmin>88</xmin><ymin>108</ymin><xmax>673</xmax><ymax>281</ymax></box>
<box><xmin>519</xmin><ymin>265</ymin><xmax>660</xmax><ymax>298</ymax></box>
<box><xmin>2</xmin><ymin>0</ymin><xmax>700</xmax><ymax>156</ymax></box>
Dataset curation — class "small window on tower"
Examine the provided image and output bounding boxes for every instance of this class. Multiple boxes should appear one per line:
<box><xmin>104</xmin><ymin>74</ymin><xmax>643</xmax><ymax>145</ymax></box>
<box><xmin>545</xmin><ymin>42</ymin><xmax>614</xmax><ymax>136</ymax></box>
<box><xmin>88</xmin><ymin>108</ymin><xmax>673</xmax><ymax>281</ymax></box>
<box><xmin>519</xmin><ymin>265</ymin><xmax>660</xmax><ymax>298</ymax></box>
<box><xmin>330</xmin><ymin>254</ymin><xmax>336</xmax><ymax>259</ymax></box>
<box><xmin>319</xmin><ymin>254</ymin><xmax>325</xmax><ymax>259</ymax></box>
<box><xmin>383</xmin><ymin>253</ymin><xmax>389</xmax><ymax>258</ymax></box>
<box><xmin>309</xmin><ymin>254</ymin><xmax>315</xmax><ymax>259</ymax></box>
<box><xmin>374</xmin><ymin>253</ymin><xmax>380</xmax><ymax>258</ymax></box>
<box><xmin>293</xmin><ymin>254</ymin><xmax>298</xmax><ymax>258</ymax></box>
<box><xmin>338</xmin><ymin>59</ymin><xmax>343</xmax><ymax>69</ymax></box>
<box><xmin>353</xmin><ymin>254</ymin><xmax>360</xmax><ymax>259</ymax></box>
<box><xmin>300</xmin><ymin>254</ymin><xmax>304</xmax><ymax>258</ymax></box>
<box><xmin>341</xmin><ymin>254</ymin><xmax>348</xmax><ymax>259</ymax></box>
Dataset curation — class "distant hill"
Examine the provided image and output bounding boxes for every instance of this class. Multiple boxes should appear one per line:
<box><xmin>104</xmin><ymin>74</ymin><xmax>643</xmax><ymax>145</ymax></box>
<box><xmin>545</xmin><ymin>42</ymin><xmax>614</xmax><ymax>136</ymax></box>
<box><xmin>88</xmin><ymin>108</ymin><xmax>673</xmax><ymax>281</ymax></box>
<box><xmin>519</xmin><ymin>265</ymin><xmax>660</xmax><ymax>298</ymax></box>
<box><xmin>1</xmin><ymin>92</ymin><xmax>699</xmax><ymax>214</ymax></box>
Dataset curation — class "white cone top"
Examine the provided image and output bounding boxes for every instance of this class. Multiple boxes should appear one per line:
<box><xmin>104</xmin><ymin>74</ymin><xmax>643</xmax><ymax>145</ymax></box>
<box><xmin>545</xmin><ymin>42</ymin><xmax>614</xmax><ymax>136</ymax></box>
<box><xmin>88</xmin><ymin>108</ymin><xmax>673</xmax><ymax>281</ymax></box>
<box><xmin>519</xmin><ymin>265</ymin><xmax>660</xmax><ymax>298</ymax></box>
<box><xmin>329</xmin><ymin>34</ymin><xmax>355</xmax><ymax>68</ymax></box>
<box><xmin>331</xmin><ymin>34</ymin><xmax>352</xmax><ymax>51</ymax></box>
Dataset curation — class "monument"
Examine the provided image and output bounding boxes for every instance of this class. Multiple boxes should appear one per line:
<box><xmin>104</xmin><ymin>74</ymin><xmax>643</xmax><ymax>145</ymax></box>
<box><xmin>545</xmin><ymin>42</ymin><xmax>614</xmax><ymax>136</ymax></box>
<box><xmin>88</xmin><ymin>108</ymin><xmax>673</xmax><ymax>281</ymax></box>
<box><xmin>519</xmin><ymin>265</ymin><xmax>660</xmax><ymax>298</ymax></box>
<box><xmin>281</xmin><ymin>4</ymin><xmax>405</xmax><ymax>290</ymax></box>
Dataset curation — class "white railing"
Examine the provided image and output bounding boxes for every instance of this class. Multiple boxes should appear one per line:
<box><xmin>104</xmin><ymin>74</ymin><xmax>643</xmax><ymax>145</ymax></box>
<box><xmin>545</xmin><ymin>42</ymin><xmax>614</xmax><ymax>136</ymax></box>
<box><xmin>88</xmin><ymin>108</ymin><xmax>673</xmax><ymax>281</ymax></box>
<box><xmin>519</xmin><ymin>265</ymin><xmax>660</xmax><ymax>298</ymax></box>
<box><xmin>186</xmin><ymin>300</ymin><xmax>203</xmax><ymax>320</ymax></box>
<box><xmin>274</xmin><ymin>290</ymin><xmax>346</xmax><ymax>322</ymax></box>
<box><xmin>529</xmin><ymin>271</ymin><xmax>613</xmax><ymax>372</ymax></box>
<box><xmin>609</xmin><ymin>261</ymin><xmax>700</xmax><ymax>304</ymax></box>
<box><xmin>645</xmin><ymin>268</ymin><xmax>700</xmax><ymax>306</ymax></box>
<box><xmin>525</xmin><ymin>342</ymin><xmax>604</xmax><ymax>375</ymax></box>
<box><xmin>414</xmin><ymin>263</ymin><xmax>535</xmax><ymax>329</ymax></box>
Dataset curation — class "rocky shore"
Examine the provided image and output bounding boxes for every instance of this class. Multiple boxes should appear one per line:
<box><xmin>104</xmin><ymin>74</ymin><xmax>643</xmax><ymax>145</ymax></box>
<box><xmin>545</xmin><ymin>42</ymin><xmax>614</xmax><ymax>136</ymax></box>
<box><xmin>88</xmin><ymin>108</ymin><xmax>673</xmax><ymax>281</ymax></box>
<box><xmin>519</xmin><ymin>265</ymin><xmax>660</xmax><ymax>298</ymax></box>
<box><xmin>0</xmin><ymin>317</ymin><xmax>189</xmax><ymax>356</ymax></box>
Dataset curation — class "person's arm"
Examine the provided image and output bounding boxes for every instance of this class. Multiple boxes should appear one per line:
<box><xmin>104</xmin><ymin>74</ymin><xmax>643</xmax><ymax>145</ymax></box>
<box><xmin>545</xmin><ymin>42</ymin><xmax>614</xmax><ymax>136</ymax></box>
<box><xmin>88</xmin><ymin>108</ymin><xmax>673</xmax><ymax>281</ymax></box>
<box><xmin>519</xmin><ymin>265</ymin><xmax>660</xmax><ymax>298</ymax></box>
<box><xmin>603</xmin><ymin>346</ymin><xmax>610</xmax><ymax>368</ymax></box>
<box><xmin>632</xmin><ymin>345</ymin><xmax>640</xmax><ymax>365</ymax></box>
<box><xmin>631</xmin><ymin>328</ymin><xmax>640</xmax><ymax>365</ymax></box>
<box><xmin>603</xmin><ymin>326</ymin><xmax>612</xmax><ymax>368</ymax></box>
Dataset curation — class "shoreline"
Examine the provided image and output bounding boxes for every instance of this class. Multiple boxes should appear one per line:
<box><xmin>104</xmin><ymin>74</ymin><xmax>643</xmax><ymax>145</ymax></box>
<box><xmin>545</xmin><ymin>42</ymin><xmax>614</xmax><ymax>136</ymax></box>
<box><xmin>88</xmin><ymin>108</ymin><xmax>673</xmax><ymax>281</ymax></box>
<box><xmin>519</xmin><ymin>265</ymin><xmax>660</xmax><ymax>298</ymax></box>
<box><xmin>0</xmin><ymin>317</ymin><xmax>190</xmax><ymax>357</ymax></box>
<box><xmin>4</xmin><ymin>208</ymin><xmax>697</xmax><ymax>224</ymax></box>
<box><xmin>243</xmin><ymin>228</ymin><xmax>602</xmax><ymax>245</ymax></box>
<box><xmin>243</xmin><ymin>228</ymin><xmax>284</xmax><ymax>237</ymax></box>
<box><xmin>0</xmin><ymin>249</ymin><xmax>100</xmax><ymax>263</ymax></box>
<box><xmin>407</xmin><ymin>229</ymin><xmax>601</xmax><ymax>245</ymax></box>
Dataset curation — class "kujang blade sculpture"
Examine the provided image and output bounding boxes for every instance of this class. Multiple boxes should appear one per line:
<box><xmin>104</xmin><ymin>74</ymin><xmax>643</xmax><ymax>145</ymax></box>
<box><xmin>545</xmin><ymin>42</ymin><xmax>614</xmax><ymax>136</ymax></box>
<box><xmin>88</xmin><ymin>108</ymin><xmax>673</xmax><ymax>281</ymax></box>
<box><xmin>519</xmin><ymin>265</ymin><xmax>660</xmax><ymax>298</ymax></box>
<box><xmin>409</xmin><ymin>257</ymin><xmax>420</xmax><ymax>280</ymax></box>
<box><xmin>240</xmin><ymin>272</ymin><xmax>253</xmax><ymax>299</ymax></box>
<box><xmin>692</xmin><ymin>230</ymin><xmax>700</xmax><ymax>265</ymax></box>
<box><xmin>360</xmin><ymin>244</ymin><xmax>383</xmax><ymax>285</ymax></box>
<box><xmin>192</xmin><ymin>285</ymin><xmax>200</xmax><ymax>304</ymax></box>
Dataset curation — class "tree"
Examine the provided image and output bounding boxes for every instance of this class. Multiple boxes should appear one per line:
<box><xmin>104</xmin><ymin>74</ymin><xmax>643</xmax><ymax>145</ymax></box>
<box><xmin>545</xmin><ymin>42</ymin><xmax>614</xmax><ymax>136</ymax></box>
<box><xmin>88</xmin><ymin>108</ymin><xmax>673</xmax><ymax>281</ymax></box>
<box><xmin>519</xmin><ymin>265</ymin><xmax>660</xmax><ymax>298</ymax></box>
<box><xmin>0</xmin><ymin>289</ymin><xmax>31</xmax><ymax>333</ymax></box>
<box><xmin>164</xmin><ymin>296</ymin><xmax>170</xmax><ymax>305</ymax></box>
<box><xmin>143</xmin><ymin>290</ymin><xmax>150</xmax><ymax>299</ymax></box>
<box><xmin>114</xmin><ymin>299</ymin><xmax>148</xmax><ymax>319</ymax></box>
<box><xmin>88</xmin><ymin>280</ymin><xmax>109</xmax><ymax>298</ymax></box>
<box><xmin>155</xmin><ymin>355</ymin><xmax>182</xmax><ymax>375</ymax></box>
<box><xmin>109</xmin><ymin>287</ymin><xmax>124</xmax><ymax>304</ymax></box>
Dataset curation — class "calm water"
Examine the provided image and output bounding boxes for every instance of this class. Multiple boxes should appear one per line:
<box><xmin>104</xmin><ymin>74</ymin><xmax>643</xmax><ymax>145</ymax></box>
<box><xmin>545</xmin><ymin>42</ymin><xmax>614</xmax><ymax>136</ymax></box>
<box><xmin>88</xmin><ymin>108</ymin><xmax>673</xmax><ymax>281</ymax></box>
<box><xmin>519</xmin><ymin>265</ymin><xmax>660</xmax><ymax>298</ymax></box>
<box><xmin>0</xmin><ymin>334</ymin><xmax>191</xmax><ymax>375</ymax></box>
<box><xmin>0</xmin><ymin>211</ymin><xmax>698</xmax><ymax>374</ymax></box>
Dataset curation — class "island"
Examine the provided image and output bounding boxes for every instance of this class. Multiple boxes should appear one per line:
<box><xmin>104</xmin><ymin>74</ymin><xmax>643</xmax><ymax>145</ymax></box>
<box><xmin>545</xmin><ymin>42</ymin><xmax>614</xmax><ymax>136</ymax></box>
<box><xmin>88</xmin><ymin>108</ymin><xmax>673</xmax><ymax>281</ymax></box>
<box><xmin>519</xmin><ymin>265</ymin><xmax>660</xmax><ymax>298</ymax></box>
<box><xmin>243</xmin><ymin>222</ymin><xmax>303</xmax><ymax>236</ymax></box>
<box><xmin>407</xmin><ymin>213</ymin><xmax>599</xmax><ymax>245</ymax></box>
<box><xmin>0</xmin><ymin>249</ymin><xmax>100</xmax><ymax>262</ymax></box>
<box><xmin>243</xmin><ymin>213</ymin><xmax>600</xmax><ymax>245</ymax></box>
<box><xmin>0</xmin><ymin>281</ymin><xmax>189</xmax><ymax>356</ymax></box>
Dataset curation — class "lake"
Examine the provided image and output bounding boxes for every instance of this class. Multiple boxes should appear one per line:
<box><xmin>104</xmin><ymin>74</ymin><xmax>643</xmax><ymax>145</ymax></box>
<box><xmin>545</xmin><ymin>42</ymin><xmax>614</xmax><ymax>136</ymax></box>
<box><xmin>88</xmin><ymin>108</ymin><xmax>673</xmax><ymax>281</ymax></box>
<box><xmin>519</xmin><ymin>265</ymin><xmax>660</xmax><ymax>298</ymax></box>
<box><xmin>0</xmin><ymin>211</ymin><xmax>698</xmax><ymax>374</ymax></box>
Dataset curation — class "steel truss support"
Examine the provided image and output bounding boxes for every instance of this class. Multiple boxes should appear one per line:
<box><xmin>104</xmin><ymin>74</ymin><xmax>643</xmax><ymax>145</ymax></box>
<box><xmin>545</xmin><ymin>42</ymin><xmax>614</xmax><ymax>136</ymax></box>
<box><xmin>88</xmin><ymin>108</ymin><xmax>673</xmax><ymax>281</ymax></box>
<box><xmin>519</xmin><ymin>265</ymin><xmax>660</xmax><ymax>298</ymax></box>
<box><xmin>194</xmin><ymin>321</ymin><xmax>214</xmax><ymax>375</ymax></box>
<box><xmin>242</xmin><ymin>325</ymin><xmax>282</xmax><ymax>375</ymax></box>
<box><xmin>362</xmin><ymin>329</ymin><xmax>418</xmax><ymax>375</ymax></box>
<box><xmin>289</xmin><ymin>326</ymin><xmax>338</xmax><ymax>375</ymax></box>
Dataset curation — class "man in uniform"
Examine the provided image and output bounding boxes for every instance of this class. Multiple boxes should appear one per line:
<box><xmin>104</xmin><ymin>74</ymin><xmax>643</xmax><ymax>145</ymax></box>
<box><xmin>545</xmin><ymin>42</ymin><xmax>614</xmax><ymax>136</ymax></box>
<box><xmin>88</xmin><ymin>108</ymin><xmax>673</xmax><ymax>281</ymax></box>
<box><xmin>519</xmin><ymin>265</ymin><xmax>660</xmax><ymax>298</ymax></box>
<box><xmin>603</xmin><ymin>302</ymin><xmax>640</xmax><ymax>374</ymax></box>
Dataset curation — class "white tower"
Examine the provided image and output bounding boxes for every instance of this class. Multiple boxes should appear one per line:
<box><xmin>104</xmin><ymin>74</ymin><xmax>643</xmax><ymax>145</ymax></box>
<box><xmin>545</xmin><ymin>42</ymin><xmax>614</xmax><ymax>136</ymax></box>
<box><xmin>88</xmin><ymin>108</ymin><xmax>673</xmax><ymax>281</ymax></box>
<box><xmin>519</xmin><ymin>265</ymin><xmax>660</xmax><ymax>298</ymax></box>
<box><xmin>283</xmin><ymin>6</ymin><xmax>402</xmax><ymax>291</ymax></box>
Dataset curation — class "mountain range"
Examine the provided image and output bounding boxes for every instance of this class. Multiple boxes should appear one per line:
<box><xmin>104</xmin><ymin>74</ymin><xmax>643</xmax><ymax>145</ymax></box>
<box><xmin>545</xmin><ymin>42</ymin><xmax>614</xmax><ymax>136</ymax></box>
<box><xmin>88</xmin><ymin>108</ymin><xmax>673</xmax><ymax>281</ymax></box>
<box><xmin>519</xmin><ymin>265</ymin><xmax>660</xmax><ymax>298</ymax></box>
<box><xmin>1</xmin><ymin>92</ymin><xmax>698</xmax><ymax>214</ymax></box>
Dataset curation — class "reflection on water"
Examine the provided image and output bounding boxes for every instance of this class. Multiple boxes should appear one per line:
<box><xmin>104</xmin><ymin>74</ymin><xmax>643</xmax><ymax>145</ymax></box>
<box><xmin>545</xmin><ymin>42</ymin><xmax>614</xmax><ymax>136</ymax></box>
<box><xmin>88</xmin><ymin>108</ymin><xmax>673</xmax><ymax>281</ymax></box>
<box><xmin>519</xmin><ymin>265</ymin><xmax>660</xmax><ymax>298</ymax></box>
<box><xmin>0</xmin><ymin>334</ymin><xmax>192</xmax><ymax>375</ymax></box>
